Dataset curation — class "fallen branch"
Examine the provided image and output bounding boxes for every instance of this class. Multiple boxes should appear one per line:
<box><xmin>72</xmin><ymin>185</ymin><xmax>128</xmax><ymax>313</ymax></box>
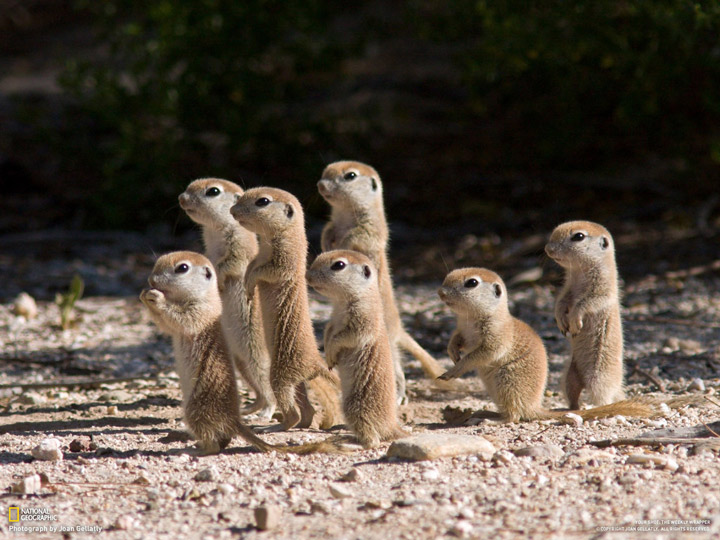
<box><xmin>591</xmin><ymin>437</ymin><xmax>714</xmax><ymax>448</ymax></box>
<box><xmin>591</xmin><ymin>420</ymin><xmax>720</xmax><ymax>448</ymax></box>
<box><xmin>628</xmin><ymin>364</ymin><xmax>666</xmax><ymax>392</ymax></box>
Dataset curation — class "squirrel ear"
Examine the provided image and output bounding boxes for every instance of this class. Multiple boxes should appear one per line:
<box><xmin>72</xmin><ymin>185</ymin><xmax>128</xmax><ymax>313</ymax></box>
<box><xmin>601</xmin><ymin>236</ymin><xmax>609</xmax><ymax>249</ymax></box>
<box><xmin>285</xmin><ymin>203</ymin><xmax>294</xmax><ymax>218</ymax></box>
<box><xmin>493</xmin><ymin>283</ymin><xmax>502</xmax><ymax>297</ymax></box>
<box><xmin>205</xmin><ymin>267</ymin><xmax>213</xmax><ymax>280</ymax></box>
<box><xmin>363</xmin><ymin>265</ymin><xmax>372</xmax><ymax>279</ymax></box>
<box><xmin>371</xmin><ymin>178</ymin><xmax>378</xmax><ymax>191</ymax></box>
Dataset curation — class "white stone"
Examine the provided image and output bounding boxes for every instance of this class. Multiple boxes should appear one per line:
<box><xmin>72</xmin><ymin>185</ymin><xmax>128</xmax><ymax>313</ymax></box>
<box><xmin>450</xmin><ymin>520</ymin><xmax>474</xmax><ymax>538</ymax></box>
<box><xmin>560</xmin><ymin>412</ymin><xmax>583</xmax><ymax>427</ymax></box>
<box><xmin>31</xmin><ymin>438</ymin><xmax>63</xmax><ymax>461</ymax></box>
<box><xmin>13</xmin><ymin>292</ymin><xmax>38</xmax><ymax>319</ymax></box>
<box><xmin>386</xmin><ymin>433</ymin><xmax>496</xmax><ymax>461</ymax></box>
<box><xmin>254</xmin><ymin>505</ymin><xmax>281</xmax><ymax>531</ymax></box>
<box><xmin>513</xmin><ymin>444</ymin><xmax>564</xmax><ymax>460</ymax></box>
<box><xmin>688</xmin><ymin>378</ymin><xmax>705</xmax><ymax>392</ymax></box>
<box><xmin>10</xmin><ymin>474</ymin><xmax>42</xmax><ymax>494</ymax></box>
<box><xmin>422</xmin><ymin>468</ymin><xmax>440</xmax><ymax>480</ymax></box>
<box><xmin>329</xmin><ymin>483</ymin><xmax>352</xmax><ymax>499</ymax></box>
<box><xmin>492</xmin><ymin>450</ymin><xmax>515</xmax><ymax>465</ymax></box>
<box><xmin>194</xmin><ymin>466</ymin><xmax>218</xmax><ymax>482</ymax></box>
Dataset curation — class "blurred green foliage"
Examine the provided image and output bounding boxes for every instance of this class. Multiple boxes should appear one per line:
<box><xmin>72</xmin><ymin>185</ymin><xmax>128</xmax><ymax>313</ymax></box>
<box><xmin>413</xmin><ymin>0</ymin><xmax>720</xmax><ymax>169</ymax></box>
<box><xmin>55</xmin><ymin>0</ymin><xmax>720</xmax><ymax>228</ymax></box>
<box><xmin>59</xmin><ymin>0</ymin><xmax>357</xmax><ymax>227</ymax></box>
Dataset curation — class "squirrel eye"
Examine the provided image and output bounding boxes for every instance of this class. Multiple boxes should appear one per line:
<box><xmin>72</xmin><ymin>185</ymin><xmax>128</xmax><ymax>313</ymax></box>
<box><xmin>331</xmin><ymin>261</ymin><xmax>346</xmax><ymax>271</ymax></box>
<box><xmin>464</xmin><ymin>278</ymin><xmax>479</xmax><ymax>288</ymax></box>
<box><xmin>175</xmin><ymin>263</ymin><xmax>189</xmax><ymax>274</ymax></box>
<box><xmin>571</xmin><ymin>232</ymin><xmax>586</xmax><ymax>242</ymax></box>
<box><xmin>205</xmin><ymin>187</ymin><xmax>221</xmax><ymax>197</ymax></box>
<box><xmin>255</xmin><ymin>197</ymin><xmax>270</xmax><ymax>207</ymax></box>
<box><xmin>343</xmin><ymin>171</ymin><xmax>357</xmax><ymax>181</ymax></box>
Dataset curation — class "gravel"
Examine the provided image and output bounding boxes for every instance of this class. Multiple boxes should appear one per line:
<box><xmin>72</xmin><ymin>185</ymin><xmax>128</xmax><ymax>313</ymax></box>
<box><xmin>1</xmin><ymin>231</ymin><xmax>719</xmax><ymax>538</ymax></box>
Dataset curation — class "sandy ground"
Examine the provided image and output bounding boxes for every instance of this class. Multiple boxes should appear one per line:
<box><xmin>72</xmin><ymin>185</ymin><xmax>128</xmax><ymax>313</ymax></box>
<box><xmin>1</xmin><ymin>231</ymin><xmax>719</xmax><ymax>540</ymax></box>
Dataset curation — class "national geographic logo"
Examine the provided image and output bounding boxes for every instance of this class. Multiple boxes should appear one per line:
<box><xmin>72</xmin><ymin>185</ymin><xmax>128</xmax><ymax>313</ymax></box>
<box><xmin>7</xmin><ymin>507</ymin><xmax>57</xmax><ymax>522</ymax></box>
<box><xmin>7</xmin><ymin>507</ymin><xmax>102</xmax><ymax>534</ymax></box>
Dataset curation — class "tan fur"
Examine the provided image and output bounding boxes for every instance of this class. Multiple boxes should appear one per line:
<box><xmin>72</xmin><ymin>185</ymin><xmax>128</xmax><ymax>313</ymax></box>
<box><xmin>437</xmin><ymin>268</ymin><xmax>659</xmax><ymax>422</ymax></box>
<box><xmin>318</xmin><ymin>161</ymin><xmax>452</xmax><ymax>400</ymax></box>
<box><xmin>179</xmin><ymin>178</ymin><xmax>275</xmax><ymax>419</ymax></box>
<box><xmin>545</xmin><ymin>221</ymin><xmax>625</xmax><ymax>409</ymax></box>
<box><xmin>140</xmin><ymin>251</ymin><xmax>346</xmax><ymax>455</ymax></box>
<box><xmin>307</xmin><ymin>250</ymin><xmax>408</xmax><ymax>447</ymax></box>
<box><xmin>230</xmin><ymin>187</ymin><xmax>342</xmax><ymax>431</ymax></box>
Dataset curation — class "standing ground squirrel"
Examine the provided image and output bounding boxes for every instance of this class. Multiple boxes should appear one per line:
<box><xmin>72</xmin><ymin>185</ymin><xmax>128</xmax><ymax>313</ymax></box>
<box><xmin>545</xmin><ymin>220</ymin><xmax>625</xmax><ymax>409</ymax></box>
<box><xmin>179</xmin><ymin>178</ymin><xmax>275</xmax><ymax>419</ymax></box>
<box><xmin>318</xmin><ymin>160</ymin><xmax>452</xmax><ymax>400</ymax></box>
<box><xmin>139</xmin><ymin>252</ymin><xmax>287</xmax><ymax>453</ymax></box>
<box><xmin>437</xmin><ymin>267</ymin><xmax>658</xmax><ymax>421</ymax></box>
<box><xmin>230</xmin><ymin>187</ymin><xmax>343</xmax><ymax>432</ymax></box>
<box><xmin>307</xmin><ymin>250</ymin><xmax>408</xmax><ymax>447</ymax></box>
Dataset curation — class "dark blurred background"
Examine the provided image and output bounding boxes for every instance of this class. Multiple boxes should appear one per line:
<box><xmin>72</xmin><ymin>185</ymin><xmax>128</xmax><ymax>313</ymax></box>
<box><xmin>1</xmin><ymin>0</ymin><xmax>719</xmax><ymax>284</ymax></box>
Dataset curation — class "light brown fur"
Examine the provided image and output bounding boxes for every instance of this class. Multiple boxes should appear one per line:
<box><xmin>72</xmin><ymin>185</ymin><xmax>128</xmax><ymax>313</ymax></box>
<box><xmin>230</xmin><ymin>188</ymin><xmax>342</xmax><ymax>432</ymax></box>
<box><xmin>545</xmin><ymin>221</ymin><xmax>625</xmax><ymax>409</ymax></box>
<box><xmin>437</xmin><ymin>268</ymin><xmax>658</xmax><ymax>422</ymax></box>
<box><xmin>307</xmin><ymin>250</ymin><xmax>408</xmax><ymax>447</ymax></box>
<box><xmin>179</xmin><ymin>178</ymin><xmax>275</xmax><ymax>419</ymax></box>
<box><xmin>140</xmin><ymin>251</ymin><xmax>345</xmax><ymax>455</ymax></box>
<box><xmin>318</xmin><ymin>161</ymin><xmax>452</xmax><ymax>400</ymax></box>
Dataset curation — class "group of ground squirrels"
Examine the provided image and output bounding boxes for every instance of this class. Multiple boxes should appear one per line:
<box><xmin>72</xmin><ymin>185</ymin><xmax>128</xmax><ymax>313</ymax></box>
<box><xmin>139</xmin><ymin>160</ymin><xmax>686</xmax><ymax>456</ymax></box>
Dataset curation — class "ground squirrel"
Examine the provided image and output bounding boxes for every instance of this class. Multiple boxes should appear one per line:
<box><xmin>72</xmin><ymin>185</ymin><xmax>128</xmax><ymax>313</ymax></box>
<box><xmin>140</xmin><ymin>251</ymin><xmax>344</xmax><ymax>455</ymax></box>
<box><xmin>437</xmin><ymin>267</ymin><xmax>657</xmax><ymax>421</ymax></box>
<box><xmin>545</xmin><ymin>220</ymin><xmax>625</xmax><ymax>409</ymax></box>
<box><xmin>318</xmin><ymin>160</ymin><xmax>452</xmax><ymax>400</ymax></box>
<box><xmin>179</xmin><ymin>178</ymin><xmax>275</xmax><ymax>419</ymax></box>
<box><xmin>230</xmin><ymin>187</ymin><xmax>342</xmax><ymax>432</ymax></box>
<box><xmin>307</xmin><ymin>250</ymin><xmax>408</xmax><ymax>447</ymax></box>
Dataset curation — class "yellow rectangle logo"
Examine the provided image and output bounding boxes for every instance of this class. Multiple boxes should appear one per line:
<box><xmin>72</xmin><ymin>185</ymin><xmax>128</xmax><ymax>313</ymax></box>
<box><xmin>9</xmin><ymin>507</ymin><xmax>19</xmax><ymax>522</ymax></box>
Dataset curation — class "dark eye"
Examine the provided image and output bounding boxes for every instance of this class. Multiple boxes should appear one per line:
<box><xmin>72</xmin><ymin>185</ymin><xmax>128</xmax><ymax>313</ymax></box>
<box><xmin>205</xmin><ymin>187</ymin><xmax>221</xmax><ymax>197</ymax></box>
<box><xmin>175</xmin><ymin>263</ymin><xmax>189</xmax><ymax>274</ymax></box>
<box><xmin>571</xmin><ymin>232</ymin><xmax>586</xmax><ymax>242</ymax></box>
<box><xmin>331</xmin><ymin>261</ymin><xmax>346</xmax><ymax>271</ymax></box>
<box><xmin>255</xmin><ymin>197</ymin><xmax>270</xmax><ymax>207</ymax></box>
<box><xmin>464</xmin><ymin>278</ymin><xmax>479</xmax><ymax>288</ymax></box>
<box><xmin>343</xmin><ymin>171</ymin><xmax>357</xmax><ymax>181</ymax></box>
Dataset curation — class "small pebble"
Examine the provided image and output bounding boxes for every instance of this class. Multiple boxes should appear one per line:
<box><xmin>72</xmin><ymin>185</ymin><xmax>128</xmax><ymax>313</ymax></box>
<box><xmin>513</xmin><ymin>444</ymin><xmax>564</xmax><ymax>460</ymax></box>
<box><xmin>194</xmin><ymin>467</ymin><xmax>218</xmax><ymax>482</ymax></box>
<box><xmin>31</xmin><ymin>438</ymin><xmax>63</xmax><ymax>461</ymax></box>
<box><xmin>13</xmin><ymin>292</ymin><xmax>38</xmax><ymax>319</ymax></box>
<box><xmin>107</xmin><ymin>405</ymin><xmax>118</xmax><ymax>415</ymax></box>
<box><xmin>310</xmin><ymin>502</ymin><xmax>330</xmax><ymax>515</ymax></box>
<box><xmin>329</xmin><ymin>483</ymin><xmax>352</xmax><ymax>499</ymax></box>
<box><xmin>560</xmin><ymin>412</ymin><xmax>583</xmax><ymax>427</ymax></box>
<box><xmin>340</xmin><ymin>468</ymin><xmax>362</xmax><ymax>482</ymax></box>
<box><xmin>688</xmin><ymin>378</ymin><xmax>705</xmax><ymax>392</ymax></box>
<box><xmin>218</xmin><ymin>483</ymin><xmax>234</xmax><ymax>495</ymax></box>
<box><xmin>11</xmin><ymin>474</ymin><xmax>42</xmax><ymax>494</ymax></box>
<box><xmin>492</xmin><ymin>450</ymin><xmax>515</xmax><ymax>465</ymax></box>
<box><xmin>69</xmin><ymin>437</ymin><xmax>94</xmax><ymax>452</ymax></box>
<box><xmin>422</xmin><ymin>468</ymin><xmax>440</xmax><ymax>481</ymax></box>
<box><xmin>450</xmin><ymin>520</ymin><xmax>473</xmax><ymax>538</ymax></box>
<box><xmin>114</xmin><ymin>515</ymin><xmax>135</xmax><ymax>530</ymax></box>
<box><xmin>254</xmin><ymin>505</ymin><xmax>281</xmax><ymax>530</ymax></box>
